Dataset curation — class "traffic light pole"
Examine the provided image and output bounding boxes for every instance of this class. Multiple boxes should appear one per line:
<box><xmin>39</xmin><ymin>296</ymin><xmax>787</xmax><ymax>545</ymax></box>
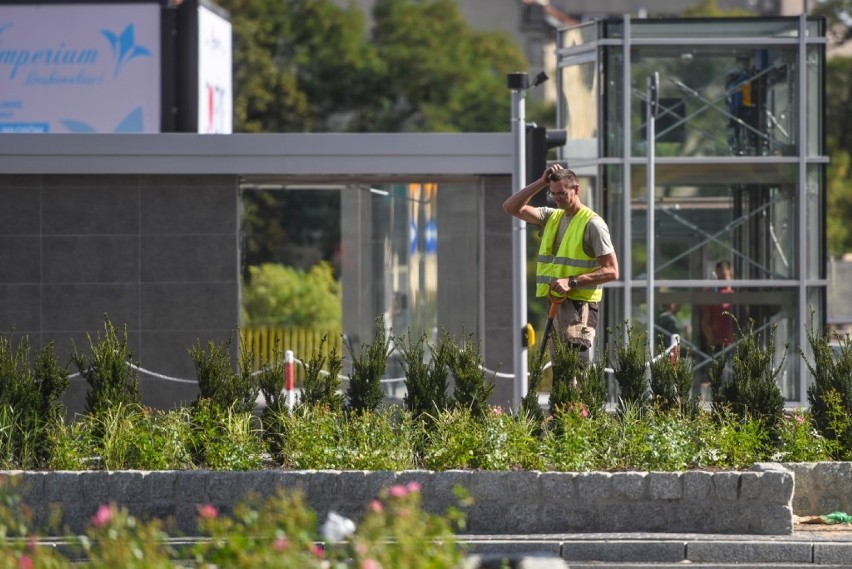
<box><xmin>507</xmin><ymin>72</ymin><xmax>528</xmax><ymax>411</ymax></box>
<box><xmin>647</xmin><ymin>72</ymin><xmax>659</xmax><ymax>358</ymax></box>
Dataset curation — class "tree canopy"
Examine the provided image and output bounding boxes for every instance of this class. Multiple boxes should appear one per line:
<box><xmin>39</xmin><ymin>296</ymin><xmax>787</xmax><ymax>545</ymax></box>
<box><xmin>216</xmin><ymin>0</ymin><xmax>526</xmax><ymax>133</ymax></box>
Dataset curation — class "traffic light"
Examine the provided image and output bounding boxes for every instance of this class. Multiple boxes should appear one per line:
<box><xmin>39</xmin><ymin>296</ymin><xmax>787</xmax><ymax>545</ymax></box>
<box><xmin>526</xmin><ymin>124</ymin><xmax>566</xmax><ymax>186</ymax></box>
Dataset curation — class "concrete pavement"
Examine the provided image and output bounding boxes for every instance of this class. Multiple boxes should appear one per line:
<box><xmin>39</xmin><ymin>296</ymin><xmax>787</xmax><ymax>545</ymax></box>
<box><xmin>459</xmin><ymin>529</ymin><xmax>852</xmax><ymax>567</ymax></box>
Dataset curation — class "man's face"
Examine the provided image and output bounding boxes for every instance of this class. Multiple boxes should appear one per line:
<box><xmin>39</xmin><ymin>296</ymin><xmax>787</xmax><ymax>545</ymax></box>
<box><xmin>549</xmin><ymin>181</ymin><xmax>577</xmax><ymax>206</ymax></box>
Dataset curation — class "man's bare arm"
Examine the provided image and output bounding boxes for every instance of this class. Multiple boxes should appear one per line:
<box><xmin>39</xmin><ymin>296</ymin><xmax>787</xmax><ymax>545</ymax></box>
<box><xmin>502</xmin><ymin>167</ymin><xmax>554</xmax><ymax>225</ymax></box>
<box><xmin>549</xmin><ymin>253</ymin><xmax>620</xmax><ymax>294</ymax></box>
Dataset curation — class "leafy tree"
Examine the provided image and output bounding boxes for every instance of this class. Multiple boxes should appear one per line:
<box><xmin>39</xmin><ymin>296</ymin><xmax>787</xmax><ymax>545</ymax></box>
<box><xmin>359</xmin><ymin>0</ymin><xmax>526</xmax><ymax>133</ymax></box>
<box><xmin>240</xmin><ymin>188</ymin><xmax>341</xmax><ymax>278</ymax></box>
<box><xmin>241</xmin><ymin>262</ymin><xmax>342</xmax><ymax>329</ymax></box>
<box><xmin>681</xmin><ymin>0</ymin><xmax>755</xmax><ymax>17</ymax></box>
<box><xmin>813</xmin><ymin>0</ymin><xmax>852</xmax><ymax>47</ymax></box>
<box><xmin>217</xmin><ymin>0</ymin><xmax>380</xmax><ymax>133</ymax></box>
<box><xmin>825</xmin><ymin>57</ymin><xmax>852</xmax><ymax>255</ymax></box>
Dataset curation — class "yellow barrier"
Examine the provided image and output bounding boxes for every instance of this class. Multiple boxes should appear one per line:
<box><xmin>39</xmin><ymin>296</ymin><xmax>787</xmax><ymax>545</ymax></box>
<box><xmin>240</xmin><ymin>327</ymin><xmax>343</xmax><ymax>383</ymax></box>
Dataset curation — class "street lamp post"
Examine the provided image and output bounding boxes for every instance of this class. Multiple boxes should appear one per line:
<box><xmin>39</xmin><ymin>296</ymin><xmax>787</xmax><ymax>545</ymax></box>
<box><xmin>507</xmin><ymin>72</ymin><xmax>528</xmax><ymax>411</ymax></box>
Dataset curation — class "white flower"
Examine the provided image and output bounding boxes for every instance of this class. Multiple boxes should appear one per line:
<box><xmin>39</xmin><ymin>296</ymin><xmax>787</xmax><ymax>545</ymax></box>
<box><xmin>321</xmin><ymin>511</ymin><xmax>356</xmax><ymax>542</ymax></box>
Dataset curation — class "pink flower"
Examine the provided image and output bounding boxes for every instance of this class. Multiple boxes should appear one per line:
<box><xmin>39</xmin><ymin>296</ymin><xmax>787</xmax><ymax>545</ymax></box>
<box><xmin>369</xmin><ymin>499</ymin><xmax>383</xmax><ymax>513</ymax></box>
<box><xmin>492</xmin><ymin>405</ymin><xmax>503</xmax><ymax>415</ymax></box>
<box><xmin>272</xmin><ymin>536</ymin><xmax>288</xmax><ymax>551</ymax></box>
<box><xmin>92</xmin><ymin>504</ymin><xmax>113</xmax><ymax>528</ymax></box>
<box><xmin>406</xmin><ymin>481</ymin><xmax>421</xmax><ymax>494</ymax></box>
<box><xmin>18</xmin><ymin>555</ymin><xmax>33</xmax><ymax>569</ymax></box>
<box><xmin>311</xmin><ymin>544</ymin><xmax>325</xmax><ymax>558</ymax></box>
<box><xmin>388</xmin><ymin>485</ymin><xmax>408</xmax><ymax>498</ymax></box>
<box><xmin>361</xmin><ymin>559</ymin><xmax>381</xmax><ymax>569</ymax></box>
<box><xmin>198</xmin><ymin>504</ymin><xmax>218</xmax><ymax>520</ymax></box>
<box><xmin>795</xmin><ymin>414</ymin><xmax>805</xmax><ymax>424</ymax></box>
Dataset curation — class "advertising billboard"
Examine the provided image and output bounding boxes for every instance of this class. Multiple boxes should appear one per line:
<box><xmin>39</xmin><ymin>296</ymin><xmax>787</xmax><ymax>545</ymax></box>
<box><xmin>0</xmin><ymin>3</ymin><xmax>161</xmax><ymax>133</ymax></box>
<box><xmin>197</xmin><ymin>2</ymin><xmax>231</xmax><ymax>133</ymax></box>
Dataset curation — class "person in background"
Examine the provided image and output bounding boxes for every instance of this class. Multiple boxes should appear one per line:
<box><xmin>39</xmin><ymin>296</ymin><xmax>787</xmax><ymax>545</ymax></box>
<box><xmin>701</xmin><ymin>260</ymin><xmax>735</xmax><ymax>353</ymax></box>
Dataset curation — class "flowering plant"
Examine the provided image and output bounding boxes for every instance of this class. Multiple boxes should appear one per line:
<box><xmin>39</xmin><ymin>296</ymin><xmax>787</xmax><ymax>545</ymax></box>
<box><xmin>347</xmin><ymin>481</ymin><xmax>466</xmax><ymax>569</ymax></box>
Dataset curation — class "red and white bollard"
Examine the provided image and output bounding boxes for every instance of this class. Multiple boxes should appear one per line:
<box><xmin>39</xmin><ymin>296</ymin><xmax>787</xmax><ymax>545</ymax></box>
<box><xmin>285</xmin><ymin>350</ymin><xmax>295</xmax><ymax>412</ymax></box>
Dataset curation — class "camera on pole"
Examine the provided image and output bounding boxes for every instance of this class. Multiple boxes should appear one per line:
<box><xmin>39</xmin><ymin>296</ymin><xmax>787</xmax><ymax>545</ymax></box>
<box><xmin>525</xmin><ymin>124</ymin><xmax>566</xmax><ymax>185</ymax></box>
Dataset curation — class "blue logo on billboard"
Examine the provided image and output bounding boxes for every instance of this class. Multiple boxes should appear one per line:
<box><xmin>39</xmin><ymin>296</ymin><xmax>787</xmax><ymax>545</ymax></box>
<box><xmin>0</xmin><ymin>20</ymin><xmax>150</xmax><ymax>84</ymax></box>
<box><xmin>101</xmin><ymin>24</ymin><xmax>151</xmax><ymax>77</ymax></box>
<box><xmin>60</xmin><ymin>106</ymin><xmax>143</xmax><ymax>133</ymax></box>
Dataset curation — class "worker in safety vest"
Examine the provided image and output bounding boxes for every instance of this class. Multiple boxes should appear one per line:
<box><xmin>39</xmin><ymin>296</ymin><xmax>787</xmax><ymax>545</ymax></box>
<box><xmin>503</xmin><ymin>164</ymin><xmax>620</xmax><ymax>362</ymax></box>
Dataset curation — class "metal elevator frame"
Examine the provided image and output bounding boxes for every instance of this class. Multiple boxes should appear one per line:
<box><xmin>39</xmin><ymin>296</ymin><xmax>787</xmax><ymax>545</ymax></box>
<box><xmin>554</xmin><ymin>15</ymin><xmax>828</xmax><ymax>404</ymax></box>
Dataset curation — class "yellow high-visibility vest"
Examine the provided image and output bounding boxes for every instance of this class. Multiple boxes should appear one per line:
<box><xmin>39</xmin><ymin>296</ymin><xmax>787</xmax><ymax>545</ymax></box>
<box><xmin>536</xmin><ymin>207</ymin><xmax>602</xmax><ymax>302</ymax></box>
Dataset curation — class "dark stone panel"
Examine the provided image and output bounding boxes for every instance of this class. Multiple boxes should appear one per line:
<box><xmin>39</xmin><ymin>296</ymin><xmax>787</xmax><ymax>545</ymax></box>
<box><xmin>41</xmin><ymin>175</ymin><xmax>136</xmax><ymax>188</ymax></box>
<box><xmin>42</xmin><ymin>185</ymin><xmax>139</xmax><ymax>235</ymax></box>
<box><xmin>141</xmin><ymin>234</ymin><xmax>237</xmax><ymax>283</ymax></box>
<box><xmin>0</xmin><ymin>186</ymin><xmax>39</xmax><ymax>235</ymax></box>
<box><xmin>42</xmin><ymin>236</ymin><xmax>139</xmax><ymax>283</ymax></box>
<box><xmin>141</xmin><ymin>183</ymin><xmax>237</xmax><ymax>235</ymax></box>
<box><xmin>0</xmin><ymin>284</ymin><xmax>40</xmax><ymax>331</ymax></box>
<box><xmin>0</xmin><ymin>236</ymin><xmax>40</xmax><ymax>283</ymax></box>
<box><xmin>141</xmin><ymin>282</ymin><xmax>239</xmax><ymax>331</ymax></box>
<box><xmin>42</xmin><ymin>283</ymin><xmax>139</xmax><ymax>332</ymax></box>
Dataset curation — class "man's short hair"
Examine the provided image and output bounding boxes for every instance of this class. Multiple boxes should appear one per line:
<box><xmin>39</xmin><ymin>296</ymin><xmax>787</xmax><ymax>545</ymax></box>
<box><xmin>549</xmin><ymin>168</ymin><xmax>579</xmax><ymax>186</ymax></box>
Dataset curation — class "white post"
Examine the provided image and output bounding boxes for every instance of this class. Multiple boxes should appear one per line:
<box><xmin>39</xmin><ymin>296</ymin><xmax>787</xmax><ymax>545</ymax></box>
<box><xmin>647</xmin><ymin>73</ymin><xmax>658</xmax><ymax>358</ymax></box>
<box><xmin>285</xmin><ymin>349</ymin><xmax>295</xmax><ymax>412</ymax></box>
<box><xmin>508</xmin><ymin>73</ymin><xmax>528</xmax><ymax>410</ymax></box>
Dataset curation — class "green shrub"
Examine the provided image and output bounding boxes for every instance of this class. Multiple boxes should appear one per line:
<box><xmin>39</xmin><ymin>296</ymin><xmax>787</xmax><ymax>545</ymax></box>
<box><xmin>773</xmin><ymin>409</ymin><xmax>832</xmax><ymax>462</ymax></box>
<box><xmin>0</xmin><ymin>476</ymin><xmax>466</xmax><ymax>568</ymax></box>
<box><xmin>520</xmin><ymin>347</ymin><xmax>547</xmax><ymax>428</ymax></box>
<box><xmin>609</xmin><ymin>321</ymin><xmax>650</xmax><ymax>414</ymax></box>
<box><xmin>479</xmin><ymin>408</ymin><xmax>546</xmax><ymax>470</ymax></box>
<box><xmin>299</xmin><ymin>334</ymin><xmax>344</xmax><ymax>412</ymax></box>
<box><xmin>803</xmin><ymin>314</ymin><xmax>852</xmax><ymax>456</ymax></box>
<box><xmin>448</xmin><ymin>332</ymin><xmax>494</xmax><ymax>419</ymax></box>
<box><xmin>350</xmin><ymin>482</ymin><xmax>466</xmax><ymax>569</ymax></box>
<box><xmin>71</xmin><ymin>315</ymin><xmax>141</xmax><ymax>416</ymax></box>
<box><xmin>544</xmin><ymin>406</ymin><xmax>616</xmax><ymax>471</ymax></box>
<box><xmin>46</xmin><ymin>418</ymin><xmax>96</xmax><ymax>470</ymax></box>
<box><xmin>257</xmin><ymin>340</ymin><xmax>288</xmax><ymax>419</ymax></box>
<box><xmin>607</xmin><ymin>404</ymin><xmax>705</xmax><ymax>471</ymax></box>
<box><xmin>419</xmin><ymin>407</ymin><xmax>483</xmax><ymax>470</ymax></box>
<box><xmin>548</xmin><ymin>335</ymin><xmax>608</xmax><ymax>421</ymax></box>
<box><xmin>697</xmin><ymin>407</ymin><xmax>771</xmax><ymax>469</ymax></box>
<box><xmin>710</xmin><ymin>317</ymin><xmax>785</xmax><ymax>434</ymax></box>
<box><xmin>189</xmin><ymin>332</ymin><xmax>259</xmax><ymax>414</ymax></box>
<box><xmin>0</xmin><ymin>334</ymin><xmax>68</xmax><ymax>468</ymax></box>
<box><xmin>82</xmin><ymin>503</ymin><xmax>176</xmax><ymax>569</ymax></box>
<box><xmin>345</xmin><ymin>316</ymin><xmax>391</xmax><ymax>414</ymax></box>
<box><xmin>649</xmin><ymin>346</ymin><xmax>700</xmax><ymax>416</ymax></box>
<box><xmin>188</xmin><ymin>400</ymin><xmax>263</xmax><ymax>470</ymax></box>
<box><xmin>192</xmin><ymin>490</ymin><xmax>324</xmax><ymax>568</ymax></box>
<box><xmin>400</xmin><ymin>331</ymin><xmax>451</xmax><ymax>420</ymax></box>
<box><xmin>271</xmin><ymin>406</ymin><xmax>415</xmax><ymax>470</ymax></box>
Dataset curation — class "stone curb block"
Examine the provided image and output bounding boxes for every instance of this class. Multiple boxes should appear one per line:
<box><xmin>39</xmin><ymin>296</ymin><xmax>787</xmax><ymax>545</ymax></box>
<box><xmin>686</xmin><ymin>541</ymin><xmax>813</xmax><ymax>563</ymax></box>
<box><xmin>561</xmin><ymin>540</ymin><xmax>685</xmax><ymax>563</ymax></box>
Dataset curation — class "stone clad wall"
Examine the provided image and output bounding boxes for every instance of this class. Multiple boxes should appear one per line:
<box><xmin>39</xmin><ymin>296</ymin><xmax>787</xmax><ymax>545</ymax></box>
<box><xmin>6</xmin><ymin>465</ymin><xmax>794</xmax><ymax>536</ymax></box>
<box><xmin>781</xmin><ymin>461</ymin><xmax>852</xmax><ymax>516</ymax></box>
